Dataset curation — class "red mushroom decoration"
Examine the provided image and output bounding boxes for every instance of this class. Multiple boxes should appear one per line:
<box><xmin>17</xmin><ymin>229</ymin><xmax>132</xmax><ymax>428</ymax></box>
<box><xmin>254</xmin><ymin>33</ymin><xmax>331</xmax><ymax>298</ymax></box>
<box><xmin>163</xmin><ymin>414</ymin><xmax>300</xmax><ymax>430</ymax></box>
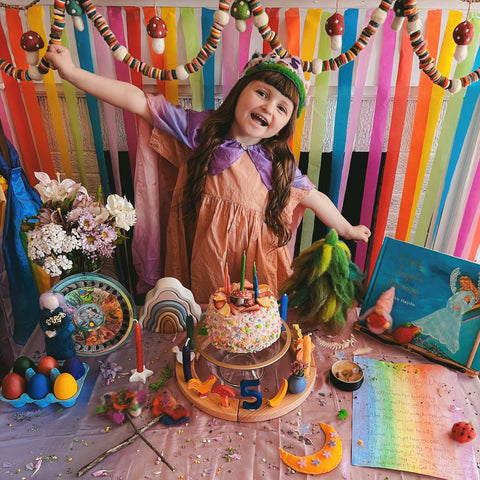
<box><xmin>147</xmin><ymin>15</ymin><xmax>168</xmax><ymax>55</ymax></box>
<box><xmin>391</xmin><ymin>0</ymin><xmax>406</xmax><ymax>32</ymax></box>
<box><xmin>325</xmin><ymin>12</ymin><xmax>345</xmax><ymax>52</ymax></box>
<box><xmin>20</xmin><ymin>30</ymin><xmax>44</xmax><ymax>66</ymax></box>
<box><xmin>453</xmin><ymin>20</ymin><xmax>474</xmax><ymax>63</ymax></box>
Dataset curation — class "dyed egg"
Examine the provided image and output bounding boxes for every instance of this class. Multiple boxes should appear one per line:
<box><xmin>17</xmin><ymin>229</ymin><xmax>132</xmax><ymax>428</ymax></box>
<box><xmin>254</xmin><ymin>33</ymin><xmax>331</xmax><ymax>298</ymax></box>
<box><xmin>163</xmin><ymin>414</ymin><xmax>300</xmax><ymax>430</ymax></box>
<box><xmin>1</xmin><ymin>372</ymin><xmax>27</xmax><ymax>400</ymax></box>
<box><xmin>37</xmin><ymin>356</ymin><xmax>59</xmax><ymax>376</ymax></box>
<box><xmin>13</xmin><ymin>356</ymin><xmax>35</xmax><ymax>377</ymax></box>
<box><xmin>27</xmin><ymin>373</ymin><xmax>52</xmax><ymax>400</ymax></box>
<box><xmin>53</xmin><ymin>373</ymin><xmax>78</xmax><ymax>400</ymax></box>
<box><xmin>61</xmin><ymin>357</ymin><xmax>85</xmax><ymax>380</ymax></box>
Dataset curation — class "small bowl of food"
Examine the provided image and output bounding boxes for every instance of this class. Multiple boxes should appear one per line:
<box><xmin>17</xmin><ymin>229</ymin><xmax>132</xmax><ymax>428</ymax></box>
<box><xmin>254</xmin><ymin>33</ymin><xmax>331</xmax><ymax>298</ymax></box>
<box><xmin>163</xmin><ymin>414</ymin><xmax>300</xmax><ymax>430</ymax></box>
<box><xmin>330</xmin><ymin>360</ymin><xmax>364</xmax><ymax>391</ymax></box>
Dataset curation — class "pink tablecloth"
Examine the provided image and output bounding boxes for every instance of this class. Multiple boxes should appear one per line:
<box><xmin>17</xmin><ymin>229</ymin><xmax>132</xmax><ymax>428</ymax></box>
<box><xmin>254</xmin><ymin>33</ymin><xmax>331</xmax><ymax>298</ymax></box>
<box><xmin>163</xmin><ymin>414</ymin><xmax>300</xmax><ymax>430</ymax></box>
<box><xmin>1</xmin><ymin>309</ymin><xmax>479</xmax><ymax>480</ymax></box>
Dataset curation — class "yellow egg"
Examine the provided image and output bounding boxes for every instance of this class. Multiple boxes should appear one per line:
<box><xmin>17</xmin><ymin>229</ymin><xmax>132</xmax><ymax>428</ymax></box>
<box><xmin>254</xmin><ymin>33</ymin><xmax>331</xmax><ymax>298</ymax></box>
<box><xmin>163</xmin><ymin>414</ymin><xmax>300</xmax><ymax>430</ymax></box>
<box><xmin>53</xmin><ymin>373</ymin><xmax>78</xmax><ymax>400</ymax></box>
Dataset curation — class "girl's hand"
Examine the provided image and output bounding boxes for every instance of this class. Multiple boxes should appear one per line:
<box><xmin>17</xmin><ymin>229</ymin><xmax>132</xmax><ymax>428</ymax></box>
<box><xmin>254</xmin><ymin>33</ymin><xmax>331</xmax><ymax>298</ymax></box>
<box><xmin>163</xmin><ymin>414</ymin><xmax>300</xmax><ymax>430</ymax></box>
<box><xmin>347</xmin><ymin>225</ymin><xmax>371</xmax><ymax>243</ymax></box>
<box><xmin>44</xmin><ymin>44</ymin><xmax>77</xmax><ymax>80</ymax></box>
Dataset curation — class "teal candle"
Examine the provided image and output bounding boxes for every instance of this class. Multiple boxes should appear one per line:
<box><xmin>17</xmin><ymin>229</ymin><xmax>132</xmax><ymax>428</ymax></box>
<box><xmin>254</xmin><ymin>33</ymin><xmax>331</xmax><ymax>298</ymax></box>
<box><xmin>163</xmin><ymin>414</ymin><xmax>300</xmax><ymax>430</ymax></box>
<box><xmin>253</xmin><ymin>262</ymin><xmax>258</xmax><ymax>299</ymax></box>
<box><xmin>240</xmin><ymin>251</ymin><xmax>246</xmax><ymax>290</ymax></box>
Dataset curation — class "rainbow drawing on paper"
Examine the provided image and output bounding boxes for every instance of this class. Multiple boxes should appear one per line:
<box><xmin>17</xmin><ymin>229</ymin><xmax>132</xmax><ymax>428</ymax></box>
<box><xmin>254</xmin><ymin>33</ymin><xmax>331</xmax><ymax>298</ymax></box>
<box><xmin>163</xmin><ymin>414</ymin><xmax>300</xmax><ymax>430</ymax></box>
<box><xmin>352</xmin><ymin>357</ymin><xmax>478</xmax><ymax>480</ymax></box>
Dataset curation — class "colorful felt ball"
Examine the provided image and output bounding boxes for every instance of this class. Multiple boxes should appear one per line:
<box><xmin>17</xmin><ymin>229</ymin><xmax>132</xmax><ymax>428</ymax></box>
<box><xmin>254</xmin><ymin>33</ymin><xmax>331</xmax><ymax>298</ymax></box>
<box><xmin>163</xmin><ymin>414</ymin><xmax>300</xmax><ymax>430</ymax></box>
<box><xmin>53</xmin><ymin>373</ymin><xmax>78</xmax><ymax>400</ymax></box>
<box><xmin>61</xmin><ymin>357</ymin><xmax>85</xmax><ymax>379</ymax></box>
<box><xmin>1</xmin><ymin>372</ymin><xmax>27</xmax><ymax>400</ymax></box>
<box><xmin>13</xmin><ymin>356</ymin><xmax>35</xmax><ymax>377</ymax></box>
<box><xmin>27</xmin><ymin>373</ymin><xmax>52</xmax><ymax>400</ymax></box>
<box><xmin>37</xmin><ymin>356</ymin><xmax>60</xmax><ymax>376</ymax></box>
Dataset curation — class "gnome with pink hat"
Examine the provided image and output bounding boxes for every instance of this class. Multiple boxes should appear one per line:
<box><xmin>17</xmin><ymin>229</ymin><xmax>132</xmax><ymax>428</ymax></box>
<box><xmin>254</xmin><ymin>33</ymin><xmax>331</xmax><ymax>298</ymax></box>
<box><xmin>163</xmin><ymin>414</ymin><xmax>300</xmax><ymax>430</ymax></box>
<box><xmin>359</xmin><ymin>287</ymin><xmax>395</xmax><ymax>335</ymax></box>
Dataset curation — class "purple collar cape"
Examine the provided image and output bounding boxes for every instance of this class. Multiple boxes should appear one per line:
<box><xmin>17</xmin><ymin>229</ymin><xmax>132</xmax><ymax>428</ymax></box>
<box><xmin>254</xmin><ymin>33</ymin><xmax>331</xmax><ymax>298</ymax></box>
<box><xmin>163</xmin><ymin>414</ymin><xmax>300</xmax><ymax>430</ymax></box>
<box><xmin>208</xmin><ymin>138</ymin><xmax>275</xmax><ymax>190</ymax></box>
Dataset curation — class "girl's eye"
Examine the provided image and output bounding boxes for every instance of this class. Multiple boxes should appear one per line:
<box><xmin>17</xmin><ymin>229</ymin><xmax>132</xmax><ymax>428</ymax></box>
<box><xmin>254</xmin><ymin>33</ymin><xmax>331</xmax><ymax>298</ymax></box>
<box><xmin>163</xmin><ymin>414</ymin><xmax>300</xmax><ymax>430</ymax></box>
<box><xmin>278</xmin><ymin>105</ymin><xmax>287</xmax><ymax>114</ymax></box>
<box><xmin>256</xmin><ymin>89</ymin><xmax>267</xmax><ymax>98</ymax></box>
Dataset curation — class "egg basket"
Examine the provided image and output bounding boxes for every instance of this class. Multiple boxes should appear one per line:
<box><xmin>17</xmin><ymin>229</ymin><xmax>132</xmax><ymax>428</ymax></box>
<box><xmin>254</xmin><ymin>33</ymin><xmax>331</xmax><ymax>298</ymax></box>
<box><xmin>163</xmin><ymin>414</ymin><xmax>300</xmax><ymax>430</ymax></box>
<box><xmin>0</xmin><ymin>362</ymin><xmax>89</xmax><ymax>408</ymax></box>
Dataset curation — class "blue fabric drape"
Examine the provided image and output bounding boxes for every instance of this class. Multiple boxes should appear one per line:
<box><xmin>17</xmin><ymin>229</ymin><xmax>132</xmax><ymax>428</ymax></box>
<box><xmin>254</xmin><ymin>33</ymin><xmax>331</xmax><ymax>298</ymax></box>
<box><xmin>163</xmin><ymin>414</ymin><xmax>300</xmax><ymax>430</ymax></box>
<box><xmin>0</xmin><ymin>140</ymin><xmax>41</xmax><ymax>344</ymax></box>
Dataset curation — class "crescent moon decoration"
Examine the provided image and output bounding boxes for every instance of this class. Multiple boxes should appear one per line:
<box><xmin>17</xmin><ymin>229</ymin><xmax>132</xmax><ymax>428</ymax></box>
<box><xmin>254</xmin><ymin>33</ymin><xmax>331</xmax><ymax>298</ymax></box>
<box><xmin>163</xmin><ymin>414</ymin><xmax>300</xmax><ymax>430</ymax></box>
<box><xmin>278</xmin><ymin>422</ymin><xmax>342</xmax><ymax>475</ymax></box>
<box><xmin>0</xmin><ymin>0</ymin><xmax>479</xmax><ymax>93</ymax></box>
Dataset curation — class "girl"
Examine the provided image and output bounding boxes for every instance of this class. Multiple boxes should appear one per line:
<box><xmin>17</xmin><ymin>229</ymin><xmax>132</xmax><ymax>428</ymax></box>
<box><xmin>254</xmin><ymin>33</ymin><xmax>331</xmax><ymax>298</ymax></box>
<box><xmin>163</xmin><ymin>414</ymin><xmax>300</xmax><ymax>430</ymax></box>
<box><xmin>45</xmin><ymin>46</ymin><xmax>370</xmax><ymax>303</ymax></box>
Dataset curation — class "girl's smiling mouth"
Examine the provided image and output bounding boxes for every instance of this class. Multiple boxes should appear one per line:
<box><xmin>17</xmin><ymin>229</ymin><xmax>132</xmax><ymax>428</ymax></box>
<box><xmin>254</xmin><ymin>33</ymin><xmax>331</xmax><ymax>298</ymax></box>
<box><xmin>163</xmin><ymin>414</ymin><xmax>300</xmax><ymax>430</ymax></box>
<box><xmin>251</xmin><ymin>113</ymin><xmax>269</xmax><ymax>127</ymax></box>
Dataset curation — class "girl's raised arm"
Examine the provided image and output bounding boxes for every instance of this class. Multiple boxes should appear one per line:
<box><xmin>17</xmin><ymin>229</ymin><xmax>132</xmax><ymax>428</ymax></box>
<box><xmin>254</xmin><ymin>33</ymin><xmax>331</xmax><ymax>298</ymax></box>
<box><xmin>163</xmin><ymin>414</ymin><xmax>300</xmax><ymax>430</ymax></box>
<box><xmin>45</xmin><ymin>44</ymin><xmax>153</xmax><ymax>125</ymax></box>
<box><xmin>300</xmin><ymin>189</ymin><xmax>371</xmax><ymax>243</ymax></box>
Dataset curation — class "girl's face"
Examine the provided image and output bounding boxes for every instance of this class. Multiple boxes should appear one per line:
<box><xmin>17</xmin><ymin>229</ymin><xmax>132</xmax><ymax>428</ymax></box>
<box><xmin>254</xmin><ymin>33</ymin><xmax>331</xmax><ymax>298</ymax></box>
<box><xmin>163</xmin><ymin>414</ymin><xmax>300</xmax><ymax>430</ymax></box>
<box><xmin>229</xmin><ymin>79</ymin><xmax>295</xmax><ymax>145</ymax></box>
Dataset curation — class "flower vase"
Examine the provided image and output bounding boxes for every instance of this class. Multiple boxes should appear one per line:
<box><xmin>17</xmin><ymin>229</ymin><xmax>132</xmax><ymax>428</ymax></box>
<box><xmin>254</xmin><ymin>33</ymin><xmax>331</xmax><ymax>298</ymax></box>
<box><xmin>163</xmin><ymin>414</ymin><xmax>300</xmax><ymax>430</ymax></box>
<box><xmin>288</xmin><ymin>373</ymin><xmax>307</xmax><ymax>394</ymax></box>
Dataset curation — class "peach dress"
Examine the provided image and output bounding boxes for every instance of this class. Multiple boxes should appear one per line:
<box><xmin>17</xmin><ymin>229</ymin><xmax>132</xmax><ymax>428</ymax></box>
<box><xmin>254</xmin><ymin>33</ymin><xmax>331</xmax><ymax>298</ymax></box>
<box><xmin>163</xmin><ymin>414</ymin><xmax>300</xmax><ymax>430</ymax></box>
<box><xmin>132</xmin><ymin>94</ymin><xmax>314</xmax><ymax>304</ymax></box>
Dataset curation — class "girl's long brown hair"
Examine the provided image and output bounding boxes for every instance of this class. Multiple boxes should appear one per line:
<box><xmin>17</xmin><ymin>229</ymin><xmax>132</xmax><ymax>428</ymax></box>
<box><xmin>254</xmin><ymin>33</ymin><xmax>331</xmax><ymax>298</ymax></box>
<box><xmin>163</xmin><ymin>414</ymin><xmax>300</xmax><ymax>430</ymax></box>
<box><xmin>183</xmin><ymin>69</ymin><xmax>301</xmax><ymax>248</ymax></box>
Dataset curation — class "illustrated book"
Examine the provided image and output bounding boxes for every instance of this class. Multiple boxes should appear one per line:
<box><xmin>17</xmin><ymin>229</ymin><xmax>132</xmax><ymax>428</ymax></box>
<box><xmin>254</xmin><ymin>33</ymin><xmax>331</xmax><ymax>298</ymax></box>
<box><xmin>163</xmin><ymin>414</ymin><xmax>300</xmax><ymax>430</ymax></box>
<box><xmin>355</xmin><ymin>237</ymin><xmax>480</xmax><ymax>376</ymax></box>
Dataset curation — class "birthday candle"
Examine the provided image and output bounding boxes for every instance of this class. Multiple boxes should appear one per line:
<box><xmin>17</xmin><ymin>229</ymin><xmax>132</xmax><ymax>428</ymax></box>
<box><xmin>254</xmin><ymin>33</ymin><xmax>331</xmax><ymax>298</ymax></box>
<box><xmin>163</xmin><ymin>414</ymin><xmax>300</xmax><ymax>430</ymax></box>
<box><xmin>280</xmin><ymin>294</ymin><xmax>288</xmax><ymax>331</ymax></box>
<box><xmin>280</xmin><ymin>293</ymin><xmax>288</xmax><ymax>321</ymax></box>
<box><xmin>303</xmin><ymin>334</ymin><xmax>312</xmax><ymax>377</ymax></box>
<box><xmin>186</xmin><ymin>315</ymin><xmax>195</xmax><ymax>350</ymax></box>
<box><xmin>224</xmin><ymin>263</ymin><xmax>230</xmax><ymax>297</ymax></box>
<box><xmin>240</xmin><ymin>251</ymin><xmax>246</xmax><ymax>290</ymax></box>
<box><xmin>182</xmin><ymin>339</ymin><xmax>192</xmax><ymax>382</ymax></box>
<box><xmin>253</xmin><ymin>262</ymin><xmax>259</xmax><ymax>299</ymax></box>
<box><xmin>134</xmin><ymin>320</ymin><xmax>144</xmax><ymax>373</ymax></box>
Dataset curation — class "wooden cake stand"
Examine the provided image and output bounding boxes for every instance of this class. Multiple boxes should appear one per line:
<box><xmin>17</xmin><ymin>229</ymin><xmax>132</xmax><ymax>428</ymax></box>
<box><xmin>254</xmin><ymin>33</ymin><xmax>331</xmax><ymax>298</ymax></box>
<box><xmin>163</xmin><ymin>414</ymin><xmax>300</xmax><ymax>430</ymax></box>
<box><xmin>176</xmin><ymin>322</ymin><xmax>317</xmax><ymax>422</ymax></box>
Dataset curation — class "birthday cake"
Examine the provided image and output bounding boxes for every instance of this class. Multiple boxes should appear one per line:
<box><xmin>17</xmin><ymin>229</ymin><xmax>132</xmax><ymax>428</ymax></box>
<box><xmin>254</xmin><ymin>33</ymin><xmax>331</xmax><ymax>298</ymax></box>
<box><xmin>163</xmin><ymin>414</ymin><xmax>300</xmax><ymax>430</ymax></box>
<box><xmin>205</xmin><ymin>280</ymin><xmax>283</xmax><ymax>353</ymax></box>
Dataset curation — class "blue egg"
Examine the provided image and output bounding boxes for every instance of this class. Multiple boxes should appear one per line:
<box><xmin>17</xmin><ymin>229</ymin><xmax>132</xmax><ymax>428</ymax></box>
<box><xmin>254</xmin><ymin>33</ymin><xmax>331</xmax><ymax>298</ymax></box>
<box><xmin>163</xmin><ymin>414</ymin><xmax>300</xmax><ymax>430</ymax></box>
<box><xmin>61</xmin><ymin>357</ymin><xmax>85</xmax><ymax>380</ymax></box>
<box><xmin>28</xmin><ymin>373</ymin><xmax>52</xmax><ymax>399</ymax></box>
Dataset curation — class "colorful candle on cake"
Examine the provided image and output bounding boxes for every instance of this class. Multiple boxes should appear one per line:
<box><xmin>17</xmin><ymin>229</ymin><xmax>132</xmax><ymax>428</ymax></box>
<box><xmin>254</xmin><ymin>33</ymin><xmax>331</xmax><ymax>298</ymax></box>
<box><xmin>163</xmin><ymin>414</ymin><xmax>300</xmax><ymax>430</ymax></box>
<box><xmin>253</xmin><ymin>262</ymin><xmax>259</xmax><ymax>300</ymax></box>
<box><xmin>224</xmin><ymin>263</ymin><xmax>230</xmax><ymax>297</ymax></box>
<box><xmin>240</xmin><ymin>251</ymin><xmax>246</xmax><ymax>290</ymax></box>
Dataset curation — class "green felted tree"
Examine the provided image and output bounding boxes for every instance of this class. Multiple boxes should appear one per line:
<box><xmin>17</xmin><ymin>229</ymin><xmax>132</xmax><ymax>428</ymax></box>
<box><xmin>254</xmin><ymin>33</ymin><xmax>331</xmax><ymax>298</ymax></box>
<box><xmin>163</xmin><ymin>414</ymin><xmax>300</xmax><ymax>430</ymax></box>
<box><xmin>279</xmin><ymin>229</ymin><xmax>364</xmax><ymax>332</ymax></box>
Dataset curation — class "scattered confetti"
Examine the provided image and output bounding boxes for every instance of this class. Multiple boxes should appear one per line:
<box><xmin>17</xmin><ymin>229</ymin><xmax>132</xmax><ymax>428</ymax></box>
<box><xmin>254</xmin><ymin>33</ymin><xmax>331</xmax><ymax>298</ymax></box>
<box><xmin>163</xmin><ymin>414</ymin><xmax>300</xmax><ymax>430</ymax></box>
<box><xmin>337</xmin><ymin>409</ymin><xmax>349</xmax><ymax>420</ymax></box>
<box><xmin>92</xmin><ymin>469</ymin><xmax>114</xmax><ymax>477</ymax></box>
<box><xmin>30</xmin><ymin>458</ymin><xmax>42</xmax><ymax>477</ymax></box>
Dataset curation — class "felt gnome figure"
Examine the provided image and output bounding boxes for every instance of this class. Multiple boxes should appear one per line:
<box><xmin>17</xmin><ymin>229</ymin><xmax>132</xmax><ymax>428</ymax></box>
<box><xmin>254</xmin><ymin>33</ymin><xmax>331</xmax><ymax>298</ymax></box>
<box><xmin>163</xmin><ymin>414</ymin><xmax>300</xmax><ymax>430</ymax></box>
<box><xmin>39</xmin><ymin>292</ymin><xmax>76</xmax><ymax>360</ymax></box>
<box><xmin>361</xmin><ymin>287</ymin><xmax>395</xmax><ymax>335</ymax></box>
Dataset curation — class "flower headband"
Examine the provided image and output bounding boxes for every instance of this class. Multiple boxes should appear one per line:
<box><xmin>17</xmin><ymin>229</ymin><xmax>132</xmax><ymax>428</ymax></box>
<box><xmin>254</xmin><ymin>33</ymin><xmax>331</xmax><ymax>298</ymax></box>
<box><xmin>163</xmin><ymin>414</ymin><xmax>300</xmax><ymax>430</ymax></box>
<box><xmin>241</xmin><ymin>52</ymin><xmax>308</xmax><ymax>117</ymax></box>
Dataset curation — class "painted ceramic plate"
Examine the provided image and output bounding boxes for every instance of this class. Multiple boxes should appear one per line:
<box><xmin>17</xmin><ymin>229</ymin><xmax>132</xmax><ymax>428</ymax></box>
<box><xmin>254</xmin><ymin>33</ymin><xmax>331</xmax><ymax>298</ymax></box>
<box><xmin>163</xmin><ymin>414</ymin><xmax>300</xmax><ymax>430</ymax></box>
<box><xmin>52</xmin><ymin>273</ymin><xmax>135</xmax><ymax>356</ymax></box>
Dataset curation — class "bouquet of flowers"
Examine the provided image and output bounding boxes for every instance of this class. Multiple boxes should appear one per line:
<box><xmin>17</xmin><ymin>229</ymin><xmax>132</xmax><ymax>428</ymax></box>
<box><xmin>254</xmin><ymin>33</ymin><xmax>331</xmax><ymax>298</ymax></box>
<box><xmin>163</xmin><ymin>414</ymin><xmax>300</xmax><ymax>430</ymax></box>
<box><xmin>23</xmin><ymin>172</ymin><xmax>136</xmax><ymax>277</ymax></box>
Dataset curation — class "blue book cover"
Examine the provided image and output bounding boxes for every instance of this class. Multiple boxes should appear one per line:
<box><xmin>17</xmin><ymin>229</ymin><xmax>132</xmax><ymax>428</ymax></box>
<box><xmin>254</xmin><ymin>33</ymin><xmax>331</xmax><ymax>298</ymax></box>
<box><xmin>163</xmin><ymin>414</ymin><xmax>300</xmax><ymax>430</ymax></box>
<box><xmin>357</xmin><ymin>237</ymin><xmax>480</xmax><ymax>375</ymax></box>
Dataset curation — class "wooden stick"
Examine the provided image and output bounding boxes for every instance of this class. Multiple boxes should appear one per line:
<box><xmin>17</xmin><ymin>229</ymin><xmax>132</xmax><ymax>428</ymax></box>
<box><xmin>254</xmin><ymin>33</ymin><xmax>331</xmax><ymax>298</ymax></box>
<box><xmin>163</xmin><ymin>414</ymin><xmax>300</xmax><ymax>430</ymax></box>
<box><xmin>76</xmin><ymin>415</ymin><xmax>164</xmax><ymax>477</ymax></box>
<box><xmin>467</xmin><ymin>326</ymin><xmax>480</xmax><ymax>368</ymax></box>
<box><xmin>124</xmin><ymin>412</ymin><xmax>175</xmax><ymax>471</ymax></box>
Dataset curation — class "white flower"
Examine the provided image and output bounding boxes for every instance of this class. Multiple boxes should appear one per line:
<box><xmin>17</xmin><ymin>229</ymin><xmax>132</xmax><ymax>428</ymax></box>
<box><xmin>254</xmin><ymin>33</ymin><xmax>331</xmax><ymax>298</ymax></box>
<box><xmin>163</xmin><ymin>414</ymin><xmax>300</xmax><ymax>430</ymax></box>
<box><xmin>34</xmin><ymin>171</ymin><xmax>87</xmax><ymax>204</ymax></box>
<box><xmin>106</xmin><ymin>194</ymin><xmax>136</xmax><ymax>230</ymax></box>
<box><xmin>43</xmin><ymin>255</ymin><xmax>73</xmax><ymax>277</ymax></box>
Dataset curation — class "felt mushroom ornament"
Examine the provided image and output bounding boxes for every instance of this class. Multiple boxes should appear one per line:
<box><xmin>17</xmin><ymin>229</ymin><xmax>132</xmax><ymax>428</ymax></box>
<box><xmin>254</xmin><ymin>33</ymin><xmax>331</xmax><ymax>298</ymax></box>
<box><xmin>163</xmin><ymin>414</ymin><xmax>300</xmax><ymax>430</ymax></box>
<box><xmin>146</xmin><ymin>15</ymin><xmax>168</xmax><ymax>55</ymax></box>
<box><xmin>231</xmin><ymin>0</ymin><xmax>251</xmax><ymax>33</ymax></box>
<box><xmin>391</xmin><ymin>0</ymin><xmax>406</xmax><ymax>32</ymax></box>
<box><xmin>20</xmin><ymin>30</ymin><xmax>44</xmax><ymax>66</ymax></box>
<box><xmin>66</xmin><ymin>0</ymin><xmax>84</xmax><ymax>32</ymax></box>
<box><xmin>325</xmin><ymin>12</ymin><xmax>345</xmax><ymax>52</ymax></box>
<box><xmin>453</xmin><ymin>20</ymin><xmax>475</xmax><ymax>63</ymax></box>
